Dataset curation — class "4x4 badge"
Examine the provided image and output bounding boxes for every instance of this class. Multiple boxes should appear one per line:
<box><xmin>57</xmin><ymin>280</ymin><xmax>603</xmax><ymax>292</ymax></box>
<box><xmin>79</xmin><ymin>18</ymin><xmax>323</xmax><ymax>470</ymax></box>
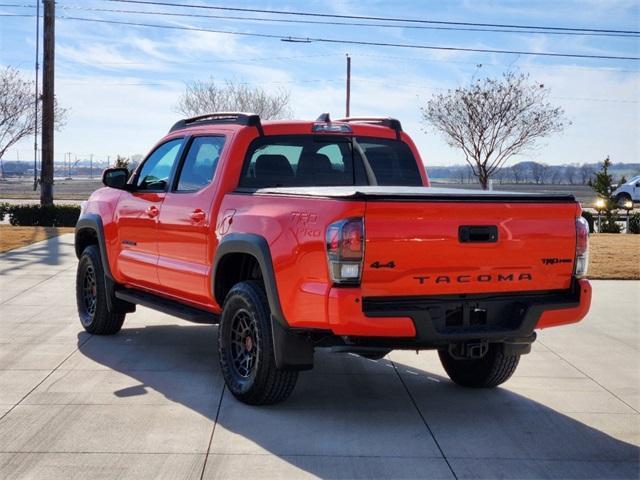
<box><xmin>370</xmin><ymin>261</ymin><xmax>396</xmax><ymax>269</ymax></box>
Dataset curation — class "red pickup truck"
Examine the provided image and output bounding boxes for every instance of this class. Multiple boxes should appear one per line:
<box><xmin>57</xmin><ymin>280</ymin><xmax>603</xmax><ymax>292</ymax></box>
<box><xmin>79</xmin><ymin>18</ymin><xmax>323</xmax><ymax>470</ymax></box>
<box><xmin>75</xmin><ymin>112</ymin><xmax>591</xmax><ymax>405</ymax></box>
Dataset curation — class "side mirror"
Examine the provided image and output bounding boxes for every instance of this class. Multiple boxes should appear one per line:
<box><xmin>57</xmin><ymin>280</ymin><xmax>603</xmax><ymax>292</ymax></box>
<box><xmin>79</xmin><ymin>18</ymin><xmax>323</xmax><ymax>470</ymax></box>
<box><xmin>102</xmin><ymin>168</ymin><xmax>130</xmax><ymax>190</ymax></box>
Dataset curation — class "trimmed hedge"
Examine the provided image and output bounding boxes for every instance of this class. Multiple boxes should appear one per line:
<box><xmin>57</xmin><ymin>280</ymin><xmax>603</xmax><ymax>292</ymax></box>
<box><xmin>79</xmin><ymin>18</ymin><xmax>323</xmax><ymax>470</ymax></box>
<box><xmin>629</xmin><ymin>213</ymin><xmax>640</xmax><ymax>234</ymax></box>
<box><xmin>5</xmin><ymin>204</ymin><xmax>81</xmax><ymax>227</ymax></box>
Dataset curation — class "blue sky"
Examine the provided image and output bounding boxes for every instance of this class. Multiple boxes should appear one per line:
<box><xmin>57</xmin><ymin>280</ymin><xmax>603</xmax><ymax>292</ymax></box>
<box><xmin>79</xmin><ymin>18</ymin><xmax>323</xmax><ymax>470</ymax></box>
<box><xmin>1</xmin><ymin>0</ymin><xmax>639</xmax><ymax>167</ymax></box>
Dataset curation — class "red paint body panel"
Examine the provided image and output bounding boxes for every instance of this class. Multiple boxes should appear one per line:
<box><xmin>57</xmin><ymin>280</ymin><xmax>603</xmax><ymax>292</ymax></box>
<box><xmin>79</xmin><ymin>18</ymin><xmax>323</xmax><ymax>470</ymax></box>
<box><xmin>361</xmin><ymin>201</ymin><xmax>580</xmax><ymax>297</ymax></box>
<box><xmin>536</xmin><ymin>279</ymin><xmax>592</xmax><ymax>329</ymax></box>
<box><xmin>327</xmin><ymin>288</ymin><xmax>416</xmax><ymax>337</ymax></box>
<box><xmin>84</xmin><ymin>119</ymin><xmax>590</xmax><ymax>340</ymax></box>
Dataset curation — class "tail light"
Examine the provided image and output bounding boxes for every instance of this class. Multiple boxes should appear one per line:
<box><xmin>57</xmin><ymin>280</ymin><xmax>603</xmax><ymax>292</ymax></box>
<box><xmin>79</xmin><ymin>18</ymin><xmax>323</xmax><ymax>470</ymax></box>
<box><xmin>326</xmin><ymin>217</ymin><xmax>364</xmax><ymax>285</ymax></box>
<box><xmin>575</xmin><ymin>216</ymin><xmax>589</xmax><ymax>278</ymax></box>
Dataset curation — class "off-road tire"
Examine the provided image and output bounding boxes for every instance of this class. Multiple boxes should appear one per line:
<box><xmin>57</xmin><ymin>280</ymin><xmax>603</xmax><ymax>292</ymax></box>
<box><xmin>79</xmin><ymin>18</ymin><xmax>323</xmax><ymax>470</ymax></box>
<box><xmin>438</xmin><ymin>344</ymin><xmax>520</xmax><ymax>388</ymax></box>
<box><xmin>218</xmin><ymin>281</ymin><xmax>298</xmax><ymax>405</ymax></box>
<box><xmin>76</xmin><ymin>245</ymin><xmax>125</xmax><ymax>335</ymax></box>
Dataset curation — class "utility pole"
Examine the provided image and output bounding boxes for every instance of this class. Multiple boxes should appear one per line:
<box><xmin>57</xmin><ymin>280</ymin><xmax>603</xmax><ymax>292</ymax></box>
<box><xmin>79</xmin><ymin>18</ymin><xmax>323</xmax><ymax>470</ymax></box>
<box><xmin>40</xmin><ymin>0</ymin><xmax>55</xmax><ymax>206</ymax></box>
<box><xmin>345</xmin><ymin>54</ymin><xmax>351</xmax><ymax>117</ymax></box>
<box><xmin>33</xmin><ymin>0</ymin><xmax>40</xmax><ymax>191</ymax></box>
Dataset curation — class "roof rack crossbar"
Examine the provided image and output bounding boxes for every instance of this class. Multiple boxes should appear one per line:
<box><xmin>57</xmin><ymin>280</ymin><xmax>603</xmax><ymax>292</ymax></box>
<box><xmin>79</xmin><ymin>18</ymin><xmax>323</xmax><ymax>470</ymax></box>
<box><xmin>336</xmin><ymin>116</ymin><xmax>403</xmax><ymax>139</ymax></box>
<box><xmin>169</xmin><ymin>112</ymin><xmax>263</xmax><ymax>135</ymax></box>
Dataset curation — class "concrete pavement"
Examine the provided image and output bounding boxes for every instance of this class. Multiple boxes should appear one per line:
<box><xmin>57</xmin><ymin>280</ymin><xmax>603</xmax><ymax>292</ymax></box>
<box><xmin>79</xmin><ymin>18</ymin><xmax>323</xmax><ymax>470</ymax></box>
<box><xmin>0</xmin><ymin>234</ymin><xmax>638</xmax><ymax>479</ymax></box>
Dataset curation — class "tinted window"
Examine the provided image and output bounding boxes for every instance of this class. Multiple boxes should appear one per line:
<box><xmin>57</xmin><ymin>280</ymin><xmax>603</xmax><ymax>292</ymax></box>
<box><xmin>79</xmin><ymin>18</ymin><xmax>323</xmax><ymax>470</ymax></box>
<box><xmin>239</xmin><ymin>136</ymin><xmax>365</xmax><ymax>188</ymax></box>
<box><xmin>358</xmin><ymin>138</ymin><xmax>422</xmax><ymax>186</ymax></box>
<box><xmin>175</xmin><ymin>136</ymin><xmax>225</xmax><ymax>192</ymax></box>
<box><xmin>136</xmin><ymin>139</ymin><xmax>183</xmax><ymax>191</ymax></box>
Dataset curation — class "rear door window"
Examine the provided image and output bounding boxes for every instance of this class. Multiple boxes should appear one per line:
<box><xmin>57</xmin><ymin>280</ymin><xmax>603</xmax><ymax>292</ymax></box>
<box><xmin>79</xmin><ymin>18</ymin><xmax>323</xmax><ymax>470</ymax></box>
<box><xmin>174</xmin><ymin>136</ymin><xmax>225</xmax><ymax>192</ymax></box>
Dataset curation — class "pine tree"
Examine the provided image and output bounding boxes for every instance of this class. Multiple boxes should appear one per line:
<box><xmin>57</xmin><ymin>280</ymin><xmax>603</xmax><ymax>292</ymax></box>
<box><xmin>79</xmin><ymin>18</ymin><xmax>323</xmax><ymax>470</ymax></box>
<box><xmin>589</xmin><ymin>156</ymin><xmax>620</xmax><ymax>233</ymax></box>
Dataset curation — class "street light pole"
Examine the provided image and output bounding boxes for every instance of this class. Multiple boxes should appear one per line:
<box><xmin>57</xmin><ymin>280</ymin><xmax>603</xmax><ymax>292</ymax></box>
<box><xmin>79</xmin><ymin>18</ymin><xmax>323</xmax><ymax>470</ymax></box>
<box><xmin>345</xmin><ymin>54</ymin><xmax>351</xmax><ymax>117</ymax></box>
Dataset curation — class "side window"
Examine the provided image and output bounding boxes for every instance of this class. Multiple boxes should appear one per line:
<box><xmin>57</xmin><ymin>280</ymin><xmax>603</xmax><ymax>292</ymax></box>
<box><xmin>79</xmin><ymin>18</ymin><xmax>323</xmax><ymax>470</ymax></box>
<box><xmin>175</xmin><ymin>136</ymin><xmax>225</xmax><ymax>192</ymax></box>
<box><xmin>136</xmin><ymin>139</ymin><xmax>183</xmax><ymax>191</ymax></box>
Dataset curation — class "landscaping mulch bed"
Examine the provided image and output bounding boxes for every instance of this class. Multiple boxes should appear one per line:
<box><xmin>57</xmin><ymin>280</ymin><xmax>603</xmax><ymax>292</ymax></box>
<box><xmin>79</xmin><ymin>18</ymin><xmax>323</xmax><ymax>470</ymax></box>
<box><xmin>588</xmin><ymin>234</ymin><xmax>639</xmax><ymax>280</ymax></box>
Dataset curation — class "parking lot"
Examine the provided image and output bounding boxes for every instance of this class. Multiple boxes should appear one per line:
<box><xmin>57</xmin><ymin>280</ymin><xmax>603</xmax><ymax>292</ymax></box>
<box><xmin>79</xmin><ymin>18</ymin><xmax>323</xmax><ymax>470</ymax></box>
<box><xmin>0</xmin><ymin>234</ymin><xmax>638</xmax><ymax>479</ymax></box>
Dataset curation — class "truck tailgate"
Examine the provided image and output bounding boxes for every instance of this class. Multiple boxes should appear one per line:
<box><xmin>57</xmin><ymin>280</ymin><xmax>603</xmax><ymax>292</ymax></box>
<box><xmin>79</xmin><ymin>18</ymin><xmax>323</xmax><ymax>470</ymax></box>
<box><xmin>362</xmin><ymin>199</ymin><xmax>579</xmax><ymax>297</ymax></box>
<box><xmin>253</xmin><ymin>186</ymin><xmax>580</xmax><ymax>296</ymax></box>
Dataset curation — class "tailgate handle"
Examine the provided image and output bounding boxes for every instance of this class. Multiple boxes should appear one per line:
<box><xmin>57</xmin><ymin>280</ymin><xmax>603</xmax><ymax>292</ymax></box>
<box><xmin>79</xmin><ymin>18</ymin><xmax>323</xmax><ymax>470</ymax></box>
<box><xmin>459</xmin><ymin>225</ymin><xmax>498</xmax><ymax>243</ymax></box>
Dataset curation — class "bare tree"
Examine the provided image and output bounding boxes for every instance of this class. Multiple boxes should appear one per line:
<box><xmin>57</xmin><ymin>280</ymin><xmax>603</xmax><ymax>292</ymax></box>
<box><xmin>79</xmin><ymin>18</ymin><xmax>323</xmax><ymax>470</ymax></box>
<box><xmin>0</xmin><ymin>66</ymin><xmax>67</xmax><ymax>160</ymax></box>
<box><xmin>563</xmin><ymin>164</ymin><xmax>578</xmax><ymax>185</ymax></box>
<box><xmin>421</xmin><ymin>72</ymin><xmax>567</xmax><ymax>189</ymax></box>
<box><xmin>549</xmin><ymin>168</ymin><xmax>562</xmax><ymax>185</ymax></box>
<box><xmin>511</xmin><ymin>163</ymin><xmax>530</xmax><ymax>184</ymax></box>
<box><xmin>530</xmin><ymin>162</ymin><xmax>549</xmax><ymax>184</ymax></box>
<box><xmin>580</xmin><ymin>164</ymin><xmax>594</xmax><ymax>184</ymax></box>
<box><xmin>176</xmin><ymin>79</ymin><xmax>292</xmax><ymax>119</ymax></box>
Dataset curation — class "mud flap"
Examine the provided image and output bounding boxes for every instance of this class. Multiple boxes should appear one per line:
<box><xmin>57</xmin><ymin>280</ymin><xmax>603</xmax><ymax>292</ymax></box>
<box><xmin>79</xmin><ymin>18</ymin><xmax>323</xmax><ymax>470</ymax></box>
<box><xmin>271</xmin><ymin>315</ymin><xmax>314</xmax><ymax>371</ymax></box>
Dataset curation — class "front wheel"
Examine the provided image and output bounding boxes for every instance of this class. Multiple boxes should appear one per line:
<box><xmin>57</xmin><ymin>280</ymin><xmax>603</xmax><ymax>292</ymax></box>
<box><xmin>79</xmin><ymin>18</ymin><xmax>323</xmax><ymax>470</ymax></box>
<box><xmin>76</xmin><ymin>245</ymin><xmax>125</xmax><ymax>335</ymax></box>
<box><xmin>218</xmin><ymin>281</ymin><xmax>298</xmax><ymax>405</ymax></box>
<box><xmin>438</xmin><ymin>344</ymin><xmax>520</xmax><ymax>388</ymax></box>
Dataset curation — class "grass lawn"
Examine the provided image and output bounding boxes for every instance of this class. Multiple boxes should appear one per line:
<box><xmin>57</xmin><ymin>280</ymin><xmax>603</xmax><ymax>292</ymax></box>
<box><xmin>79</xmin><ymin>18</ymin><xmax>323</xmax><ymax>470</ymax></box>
<box><xmin>0</xmin><ymin>225</ymin><xmax>75</xmax><ymax>253</ymax></box>
<box><xmin>588</xmin><ymin>234</ymin><xmax>640</xmax><ymax>280</ymax></box>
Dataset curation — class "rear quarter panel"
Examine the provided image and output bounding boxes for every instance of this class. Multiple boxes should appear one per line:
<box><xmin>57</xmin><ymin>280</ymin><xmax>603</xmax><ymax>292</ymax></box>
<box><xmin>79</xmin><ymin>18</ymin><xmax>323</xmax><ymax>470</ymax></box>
<box><xmin>218</xmin><ymin>193</ymin><xmax>364</xmax><ymax>329</ymax></box>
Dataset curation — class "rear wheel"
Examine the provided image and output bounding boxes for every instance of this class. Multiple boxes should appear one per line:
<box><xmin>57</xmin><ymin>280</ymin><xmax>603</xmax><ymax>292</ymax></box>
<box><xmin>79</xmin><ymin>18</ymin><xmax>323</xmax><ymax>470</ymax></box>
<box><xmin>76</xmin><ymin>245</ymin><xmax>125</xmax><ymax>335</ymax></box>
<box><xmin>218</xmin><ymin>281</ymin><xmax>298</xmax><ymax>405</ymax></box>
<box><xmin>438</xmin><ymin>344</ymin><xmax>520</xmax><ymax>388</ymax></box>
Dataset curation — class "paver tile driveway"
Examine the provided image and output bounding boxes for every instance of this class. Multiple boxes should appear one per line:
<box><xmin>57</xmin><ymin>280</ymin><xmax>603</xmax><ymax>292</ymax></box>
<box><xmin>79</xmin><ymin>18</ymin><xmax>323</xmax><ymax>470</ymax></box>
<box><xmin>0</xmin><ymin>234</ymin><xmax>638</xmax><ymax>479</ymax></box>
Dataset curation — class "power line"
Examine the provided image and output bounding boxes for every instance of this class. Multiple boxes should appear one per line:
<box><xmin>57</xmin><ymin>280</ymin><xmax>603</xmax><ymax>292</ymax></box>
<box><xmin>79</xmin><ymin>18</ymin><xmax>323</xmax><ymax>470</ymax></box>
<box><xmin>2</xmin><ymin>3</ymin><xmax>638</xmax><ymax>38</ymax></box>
<box><xmin>102</xmin><ymin>0</ymin><xmax>640</xmax><ymax>35</ymax></box>
<box><xmin>51</xmin><ymin>16</ymin><xmax>640</xmax><ymax>61</ymax></box>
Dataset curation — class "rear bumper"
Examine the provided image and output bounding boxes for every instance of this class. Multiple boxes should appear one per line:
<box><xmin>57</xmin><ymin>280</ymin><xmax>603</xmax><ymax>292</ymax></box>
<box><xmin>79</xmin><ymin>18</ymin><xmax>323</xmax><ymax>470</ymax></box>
<box><xmin>326</xmin><ymin>279</ymin><xmax>591</xmax><ymax>347</ymax></box>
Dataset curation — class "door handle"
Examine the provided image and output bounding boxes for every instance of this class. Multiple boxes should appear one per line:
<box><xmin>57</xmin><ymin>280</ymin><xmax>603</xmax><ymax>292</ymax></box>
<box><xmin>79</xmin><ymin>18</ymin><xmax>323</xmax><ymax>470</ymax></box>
<box><xmin>146</xmin><ymin>206</ymin><xmax>159</xmax><ymax>218</ymax></box>
<box><xmin>190</xmin><ymin>209</ymin><xmax>206</xmax><ymax>223</ymax></box>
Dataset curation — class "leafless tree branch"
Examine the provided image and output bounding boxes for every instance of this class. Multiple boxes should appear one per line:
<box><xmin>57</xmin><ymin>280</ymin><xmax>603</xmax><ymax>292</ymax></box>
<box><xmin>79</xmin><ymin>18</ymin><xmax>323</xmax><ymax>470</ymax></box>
<box><xmin>421</xmin><ymin>72</ymin><xmax>567</xmax><ymax>189</ymax></box>
<box><xmin>175</xmin><ymin>79</ymin><xmax>292</xmax><ymax>120</ymax></box>
<box><xmin>0</xmin><ymin>66</ymin><xmax>68</xmax><ymax>160</ymax></box>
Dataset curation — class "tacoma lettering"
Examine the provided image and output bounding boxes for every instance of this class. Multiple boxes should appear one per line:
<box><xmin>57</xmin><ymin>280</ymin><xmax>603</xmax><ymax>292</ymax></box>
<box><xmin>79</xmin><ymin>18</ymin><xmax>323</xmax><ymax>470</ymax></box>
<box><xmin>414</xmin><ymin>273</ymin><xmax>533</xmax><ymax>284</ymax></box>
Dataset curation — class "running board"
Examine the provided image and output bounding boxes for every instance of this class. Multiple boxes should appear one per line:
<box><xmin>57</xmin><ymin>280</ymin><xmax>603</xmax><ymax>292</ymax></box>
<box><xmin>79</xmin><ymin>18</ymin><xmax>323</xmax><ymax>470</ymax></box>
<box><xmin>115</xmin><ymin>289</ymin><xmax>218</xmax><ymax>324</ymax></box>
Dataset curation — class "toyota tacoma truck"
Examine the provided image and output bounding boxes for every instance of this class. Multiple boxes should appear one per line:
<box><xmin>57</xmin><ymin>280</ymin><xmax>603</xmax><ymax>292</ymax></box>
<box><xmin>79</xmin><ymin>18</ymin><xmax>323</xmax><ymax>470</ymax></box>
<box><xmin>75</xmin><ymin>112</ymin><xmax>592</xmax><ymax>405</ymax></box>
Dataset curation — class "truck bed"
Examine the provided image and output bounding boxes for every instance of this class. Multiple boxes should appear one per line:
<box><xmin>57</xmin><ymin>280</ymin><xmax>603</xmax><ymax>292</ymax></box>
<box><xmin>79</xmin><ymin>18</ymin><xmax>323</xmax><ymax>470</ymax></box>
<box><xmin>251</xmin><ymin>186</ymin><xmax>576</xmax><ymax>203</ymax></box>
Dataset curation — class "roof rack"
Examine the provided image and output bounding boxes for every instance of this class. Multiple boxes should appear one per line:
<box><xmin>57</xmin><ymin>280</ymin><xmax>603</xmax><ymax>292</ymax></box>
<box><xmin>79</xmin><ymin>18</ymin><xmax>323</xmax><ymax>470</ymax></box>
<box><xmin>169</xmin><ymin>112</ymin><xmax>263</xmax><ymax>135</ymax></box>
<box><xmin>336</xmin><ymin>116</ymin><xmax>402</xmax><ymax>139</ymax></box>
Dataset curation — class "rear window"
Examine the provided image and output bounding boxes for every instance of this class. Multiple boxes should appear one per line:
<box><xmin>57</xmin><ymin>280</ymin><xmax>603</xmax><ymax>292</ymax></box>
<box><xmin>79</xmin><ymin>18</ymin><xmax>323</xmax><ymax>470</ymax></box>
<box><xmin>238</xmin><ymin>135</ymin><xmax>422</xmax><ymax>188</ymax></box>
<box><xmin>358</xmin><ymin>138</ymin><xmax>422</xmax><ymax>186</ymax></box>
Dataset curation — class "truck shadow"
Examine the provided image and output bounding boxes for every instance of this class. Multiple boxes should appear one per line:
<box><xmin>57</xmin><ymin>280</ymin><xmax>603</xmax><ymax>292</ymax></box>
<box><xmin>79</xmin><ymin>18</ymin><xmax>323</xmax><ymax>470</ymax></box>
<box><xmin>77</xmin><ymin>324</ymin><xmax>639</xmax><ymax>478</ymax></box>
